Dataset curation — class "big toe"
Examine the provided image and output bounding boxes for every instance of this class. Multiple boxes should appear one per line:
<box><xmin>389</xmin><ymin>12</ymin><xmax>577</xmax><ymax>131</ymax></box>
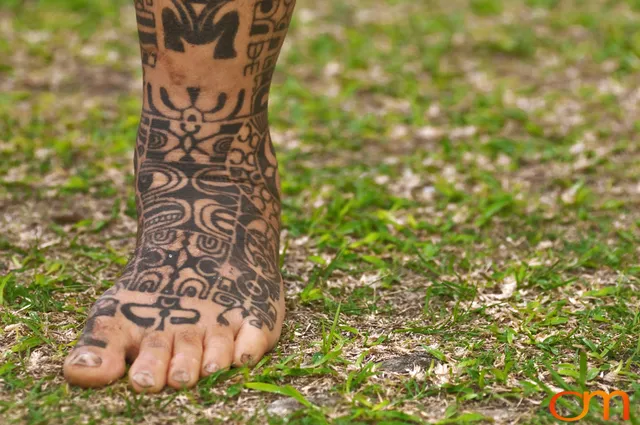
<box><xmin>64</xmin><ymin>318</ymin><xmax>129</xmax><ymax>388</ymax></box>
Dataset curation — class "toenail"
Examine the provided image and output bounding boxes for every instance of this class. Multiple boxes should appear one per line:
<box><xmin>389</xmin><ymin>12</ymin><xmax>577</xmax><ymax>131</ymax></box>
<box><xmin>132</xmin><ymin>371</ymin><xmax>155</xmax><ymax>388</ymax></box>
<box><xmin>204</xmin><ymin>363</ymin><xmax>219</xmax><ymax>374</ymax></box>
<box><xmin>71</xmin><ymin>352</ymin><xmax>102</xmax><ymax>367</ymax></box>
<box><xmin>172</xmin><ymin>370</ymin><xmax>190</xmax><ymax>384</ymax></box>
<box><xmin>240</xmin><ymin>354</ymin><xmax>253</xmax><ymax>365</ymax></box>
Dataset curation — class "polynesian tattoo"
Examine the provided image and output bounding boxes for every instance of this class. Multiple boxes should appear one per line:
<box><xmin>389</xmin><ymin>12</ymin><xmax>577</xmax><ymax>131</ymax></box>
<box><xmin>79</xmin><ymin>0</ymin><xmax>295</xmax><ymax>349</ymax></box>
<box><xmin>135</xmin><ymin>0</ymin><xmax>159</xmax><ymax>68</ymax></box>
<box><xmin>162</xmin><ymin>0</ymin><xmax>240</xmax><ymax>59</ymax></box>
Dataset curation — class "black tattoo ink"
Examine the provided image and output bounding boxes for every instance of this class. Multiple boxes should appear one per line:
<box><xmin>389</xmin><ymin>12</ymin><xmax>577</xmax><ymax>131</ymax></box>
<box><xmin>76</xmin><ymin>297</ymin><xmax>120</xmax><ymax>348</ymax></box>
<box><xmin>144</xmin><ymin>84</ymin><xmax>245</xmax><ymax>162</ymax></box>
<box><xmin>135</xmin><ymin>0</ymin><xmax>159</xmax><ymax>67</ymax></box>
<box><xmin>121</xmin><ymin>296</ymin><xmax>201</xmax><ymax>330</ymax></box>
<box><xmin>245</xmin><ymin>0</ymin><xmax>294</xmax><ymax>112</ymax></box>
<box><xmin>162</xmin><ymin>0</ymin><xmax>240</xmax><ymax>59</ymax></box>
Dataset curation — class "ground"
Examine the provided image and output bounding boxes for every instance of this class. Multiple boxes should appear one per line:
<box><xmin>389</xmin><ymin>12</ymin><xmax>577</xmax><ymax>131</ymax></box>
<box><xmin>0</xmin><ymin>0</ymin><xmax>639</xmax><ymax>424</ymax></box>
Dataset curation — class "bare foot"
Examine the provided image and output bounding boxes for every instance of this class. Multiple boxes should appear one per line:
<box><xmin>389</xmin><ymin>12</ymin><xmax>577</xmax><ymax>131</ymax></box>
<box><xmin>64</xmin><ymin>0</ymin><xmax>294</xmax><ymax>391</ymax></box>
<box><xmin>64</xmin><ymin>108</ymin><xmax>284</xmax><ymax>393</ymax></box>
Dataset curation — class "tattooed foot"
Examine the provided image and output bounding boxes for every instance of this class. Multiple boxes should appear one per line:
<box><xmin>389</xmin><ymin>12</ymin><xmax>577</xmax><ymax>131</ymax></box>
<box><xmin>63</xmin><ymin>87</ymin><xmax>286</xmax><ymax>392</ymax></box>
<box><xmin>64</xmin><ymin>0</ymin><xmax>294</xmax><ymax>391</ymax></box>
<box><xmin>63</xmin><ymin>157</ymin><xmax>284</xmax><ymax>391</ymax></box>
<box><xmin>63</xmin><ymin>230</ymin><xmax>283</xmax><ymax>392</ymax></box>
<box><xmin>63</xmin><ymin>98</ymin><xmax>284</xmax><ymax>391</ymax></box>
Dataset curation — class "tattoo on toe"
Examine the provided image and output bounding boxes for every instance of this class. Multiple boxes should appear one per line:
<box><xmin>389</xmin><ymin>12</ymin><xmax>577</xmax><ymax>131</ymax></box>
<box><xmin>77</xmin><ymin>298</ymin><xmax>120</xmax><ymax>348</ymax></box>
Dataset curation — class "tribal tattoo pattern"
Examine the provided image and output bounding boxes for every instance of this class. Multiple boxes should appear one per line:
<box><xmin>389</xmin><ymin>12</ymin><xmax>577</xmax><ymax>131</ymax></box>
<box><xmin>82</xmin><ymin>0</ymin><xmax>295</xmax><ymax>348</ymax></box>
<box><xmin>135</xmin><ymin>0</ymin><xmax>159</xmax><ymax>68</ymax></box>
<box><xmin>163</xmin><ymin>0</ymin><xmax>240</xmax><ymax>59</ymax></box>
<box><xmin>76</xmin><ymin>298</ymin><xmax>120</xmax><ymax>348</ymax></box>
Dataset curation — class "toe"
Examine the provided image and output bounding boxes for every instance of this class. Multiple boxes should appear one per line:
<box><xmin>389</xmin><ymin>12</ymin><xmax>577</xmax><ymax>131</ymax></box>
<box><xmin>64</xmin><ymin>347</ymin><xmax>126</xmax><ymax>388</ymax></box>
<box><xmin>167</xmin><ymin>328</ymin><xmax>203</xmax><ymax>389</ymax></box>
<box><xmin>232</xmin><ymin>323</ymin><xmax>270</xmax><ymax>367</ymax></box>
<box><xmin>64</xmin><ymin>313</ymin><xmax>129</xmax><ymax>388</ymax></box>
<box><xmin>129</xmin><ymin>332</ymin><xmax>172</xmax><ymax>393</ymax></box>
<box><xmin>201</xmin><ymin>327</ymin><xmax>235</xmax><ymax>376</ymax></box>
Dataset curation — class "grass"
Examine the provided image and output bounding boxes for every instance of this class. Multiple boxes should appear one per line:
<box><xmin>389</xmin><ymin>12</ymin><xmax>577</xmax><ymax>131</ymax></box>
<box><xmin>1</xmin><ymin>0</ymin><xmax>640</xmax><ymax>423</ymax></box>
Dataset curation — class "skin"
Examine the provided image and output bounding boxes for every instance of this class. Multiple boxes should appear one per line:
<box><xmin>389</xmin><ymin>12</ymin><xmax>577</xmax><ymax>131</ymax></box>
<box><xmin>63</xmin><ymin>0</ymin><xmax>296</xmax><ymax>392</ymax></box>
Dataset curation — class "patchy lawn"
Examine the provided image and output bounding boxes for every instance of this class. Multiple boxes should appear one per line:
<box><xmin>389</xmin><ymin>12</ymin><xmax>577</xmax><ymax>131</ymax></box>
<box><xmin>1</xmin><ymin>0</ymin><xmax>639</xmax><ymax>423</ymax></box>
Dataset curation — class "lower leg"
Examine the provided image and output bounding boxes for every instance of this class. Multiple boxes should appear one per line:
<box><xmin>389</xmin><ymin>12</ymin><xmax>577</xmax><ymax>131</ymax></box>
<box><xmin>64</xmin><ymin>0</ymin><xmax>295</xmax><ymax>391</ymax></box>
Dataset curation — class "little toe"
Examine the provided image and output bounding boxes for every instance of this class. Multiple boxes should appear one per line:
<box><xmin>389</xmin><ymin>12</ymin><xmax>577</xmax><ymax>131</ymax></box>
<box><xmin>232</xmin><ymin>324</ymin><xmax>270</xmax><ymax>367</ymax></box>
<box><xmin>63</xmin><ymin>314</ymin><xmax>129</xmax><ymax>388</ymax></box>
<box><xmin>129</xmin><ymin>332</ymin><xmax>172</xmax><ymax>393</ymax></box>
<box><xmin>201</xmin><ymin>328</ymin><xmax>235</xmax><ymax>376</ymax></box>
<box><xmin>167</xmin><ymin>328</ymin><xmax>203</xmax><ymax>389</ymax></box>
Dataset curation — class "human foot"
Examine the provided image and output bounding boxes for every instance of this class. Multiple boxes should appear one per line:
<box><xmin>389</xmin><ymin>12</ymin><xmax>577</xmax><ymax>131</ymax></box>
<box><xmin>64</xmin><ymin>117</ymin><xmax>284</xmax><ymax>391</ymax></box>
<box><xmin>64</xmin><ymin>0</ymin><xmax>294</xmax><ymax>391</ymax></box>
<box><xmin>63</xmin><ymin>81</ymin><xmax>285</xmax><ymax>392</ymax></box>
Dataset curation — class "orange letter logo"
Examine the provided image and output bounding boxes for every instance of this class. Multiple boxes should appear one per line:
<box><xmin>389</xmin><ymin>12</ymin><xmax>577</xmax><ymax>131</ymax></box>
<box><xmin>549</xmin><ymin>390</ymin><xmax>630</xmax><ymax>422</ymax></box>
<box><xmin>550</xmin><ymin>391</ymin><xmax>588</xmax><ymax>422</ymax></box>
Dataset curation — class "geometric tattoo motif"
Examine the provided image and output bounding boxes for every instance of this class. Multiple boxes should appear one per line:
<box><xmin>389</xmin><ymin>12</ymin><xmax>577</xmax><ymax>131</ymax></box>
<box><xmin>162</xmin><ymin>0</ymin><xmax>240</xmax><ymax>59</ymax></box>
<box><xmin>135</xmin><ymin>0</ymin><xmax>159</xmax><ymax>68</ymax></box>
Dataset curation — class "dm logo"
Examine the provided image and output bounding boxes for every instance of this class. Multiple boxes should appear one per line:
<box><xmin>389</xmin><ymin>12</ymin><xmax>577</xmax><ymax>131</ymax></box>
<box><xmin>549</xmin><ymin>391</ymin><xmax>630</xmax><ymax>422</ymax></box>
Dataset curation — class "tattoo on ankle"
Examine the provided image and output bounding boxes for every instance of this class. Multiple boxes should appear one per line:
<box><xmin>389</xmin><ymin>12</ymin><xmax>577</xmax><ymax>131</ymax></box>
<box><xmin>135</xmin><ymin>0</ymin><xmax>159</xmax><ymax>68</ymax></box>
